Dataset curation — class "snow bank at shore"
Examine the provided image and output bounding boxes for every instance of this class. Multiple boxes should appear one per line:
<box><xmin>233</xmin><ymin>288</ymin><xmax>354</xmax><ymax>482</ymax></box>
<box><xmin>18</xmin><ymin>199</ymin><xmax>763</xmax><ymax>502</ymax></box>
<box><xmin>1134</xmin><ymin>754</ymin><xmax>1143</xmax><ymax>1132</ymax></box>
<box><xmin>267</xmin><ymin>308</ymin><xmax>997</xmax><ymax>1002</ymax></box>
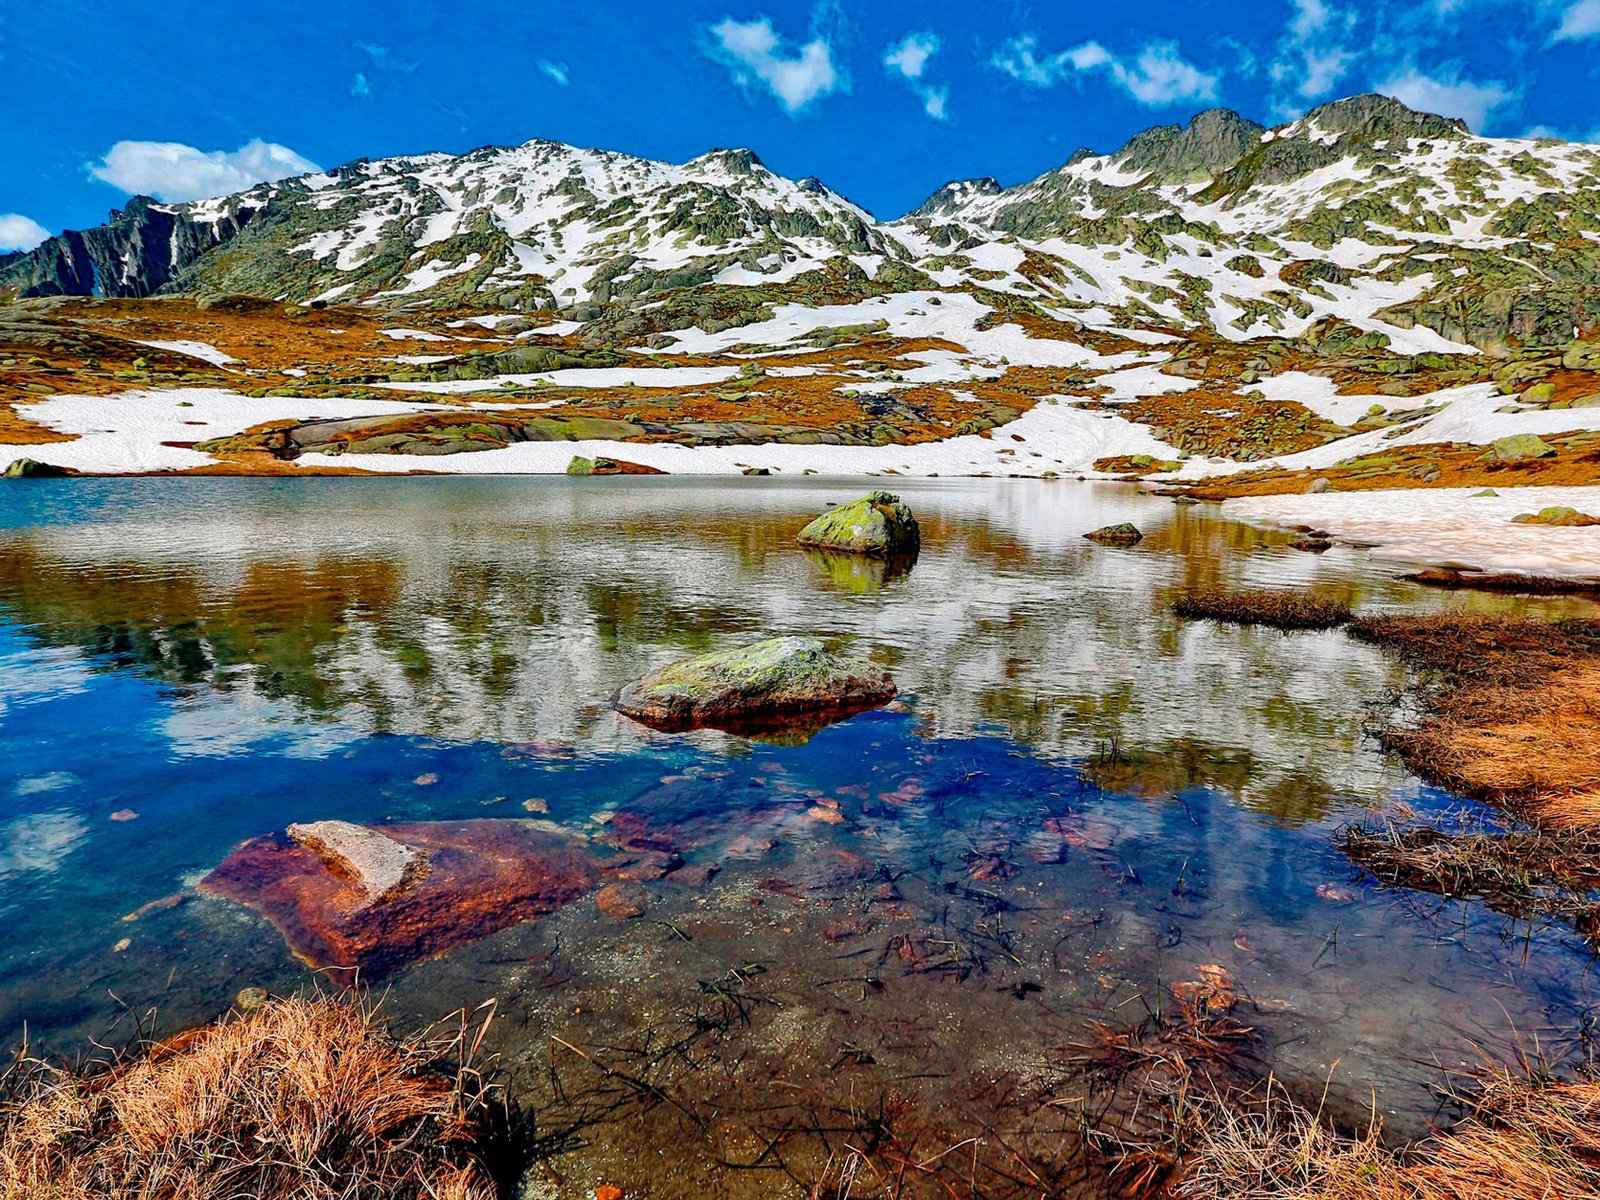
<box><xmin>1225</xmin><ymin>486</ymin><xmax>1600</xmax><ymax>579</ymax></box>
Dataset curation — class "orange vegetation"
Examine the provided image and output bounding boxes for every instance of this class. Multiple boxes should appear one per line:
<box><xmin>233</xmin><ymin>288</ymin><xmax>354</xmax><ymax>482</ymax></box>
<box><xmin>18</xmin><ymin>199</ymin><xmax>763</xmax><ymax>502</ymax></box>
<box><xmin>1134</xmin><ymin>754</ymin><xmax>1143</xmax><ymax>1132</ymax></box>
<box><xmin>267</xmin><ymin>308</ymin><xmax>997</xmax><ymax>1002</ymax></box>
<box><xmin>1349</xmin><ymin>615</ymin><xmax>1600</xmax><ymax>829</ymax></box>
<box><xmin>0</xmin><ymin>993</ymin><xmax>501</xmax><ymax>1200</ymax></box>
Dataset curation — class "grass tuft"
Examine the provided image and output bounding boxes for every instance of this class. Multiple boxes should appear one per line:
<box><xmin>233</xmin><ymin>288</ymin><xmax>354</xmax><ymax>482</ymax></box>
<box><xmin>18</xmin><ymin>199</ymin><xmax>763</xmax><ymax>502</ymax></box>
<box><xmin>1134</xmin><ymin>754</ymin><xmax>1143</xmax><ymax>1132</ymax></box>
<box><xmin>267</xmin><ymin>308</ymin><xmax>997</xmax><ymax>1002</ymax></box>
<box><xmin>1178</xmin><ymin>1069</ymin><xmax>1600</xmax><ymax>1200</ymax></box>
<box><xmin>0</xmin><ymin>992</ymin><xmax>510</xmax><ymax>1199</ymax></box>
<box><xmin>1174</xmin><ymin>589</ymin><xmax>1354</xmax><ymax>631</ymax></box>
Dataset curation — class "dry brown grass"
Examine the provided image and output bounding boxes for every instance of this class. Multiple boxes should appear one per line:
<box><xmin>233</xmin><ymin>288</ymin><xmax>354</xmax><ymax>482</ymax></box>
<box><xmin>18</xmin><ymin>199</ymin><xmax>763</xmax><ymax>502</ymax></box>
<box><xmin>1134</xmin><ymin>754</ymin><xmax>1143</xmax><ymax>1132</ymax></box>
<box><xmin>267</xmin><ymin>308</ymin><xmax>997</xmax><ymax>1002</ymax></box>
<box><xmin>1177</xmin><ymin>1070</ymin><xmax>1600</xmax><ymax>1200</ymax></box>
<box><xmin>0</xmin><ymin>993</ymin><xmax>507</xmax><ymax>1200</ymax></box>
<box><xmin>1349</xmin><ymin>615</ymin><xmax>1600</xmax><ymax>828</ymax></box>
<box><xmin>1174</xmin><ymin>589</ymin><xmax>1354</xmax><ymax>631</ymax></box>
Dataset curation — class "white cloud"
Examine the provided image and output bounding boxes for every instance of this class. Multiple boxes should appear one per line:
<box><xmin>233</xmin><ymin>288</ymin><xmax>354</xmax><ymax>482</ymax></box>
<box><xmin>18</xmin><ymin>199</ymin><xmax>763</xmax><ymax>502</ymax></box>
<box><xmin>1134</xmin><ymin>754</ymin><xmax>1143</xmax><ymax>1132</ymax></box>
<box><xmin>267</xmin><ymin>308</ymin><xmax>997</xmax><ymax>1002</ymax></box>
<box><xmin>1376</xmin><ymin>67</ymin><xmax>1518</xmax><ymax>130</ymax></box>
<box><xmin>707</xmin><ymin>15</ymin><xmax>841</xmax><ymax>113</ymax></box>
<box><xmin>88</xmin><ymin>139</ymin><xmax>321</xmax><ymax>204</ymax></box>
<box><xmin>0</xmin><ymin>214</ymin><xmax>49</xmax><ymax>252</ymax></box>
<box><xmin>883</xmin><ymin>30</ymin><xmax>948</xmax><ymax>120</ymax></box>
<box><xmin>1555</xmin><ymin>0</ymin><xmax>1600</xmax><ymax>40</ymax></box>
<box><xmin>884</xmin><ymin>31</ymin><xmax>939</xmax><ymax>79</ymax></box>
<box><xmin>349</xmin><ymin>72</ymin><xmax>371</xmax><ymax>99</ymax></box>
<box><xmin>1270</xmin><ymin>0</ymin><xmax>1356</xmax><ymax>102</ymax></box>
<box><xmin>538</xmin><ymin>59</ymin><xmax>570</xmax><ymax>86</ymax></box>
<box><xmin>991</xmin><ymin>35</ymin><xmax>1217</xmax><ymax>106</ymax></box>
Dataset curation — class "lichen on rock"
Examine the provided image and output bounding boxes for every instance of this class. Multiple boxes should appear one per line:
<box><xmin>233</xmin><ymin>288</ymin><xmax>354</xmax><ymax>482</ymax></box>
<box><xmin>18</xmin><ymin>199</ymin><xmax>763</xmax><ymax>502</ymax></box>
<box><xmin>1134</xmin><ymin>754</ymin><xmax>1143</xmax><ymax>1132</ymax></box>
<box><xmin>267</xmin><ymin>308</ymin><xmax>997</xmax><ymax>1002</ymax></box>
<box><xmin>612</xmin><ymin>636</ymin><xmax>896</xmax><ymax>733</ymax></box>
<box><xmin>796</xmin><ymin>491</ymin><xmax>920</xmax><ymax>558</ymax></box>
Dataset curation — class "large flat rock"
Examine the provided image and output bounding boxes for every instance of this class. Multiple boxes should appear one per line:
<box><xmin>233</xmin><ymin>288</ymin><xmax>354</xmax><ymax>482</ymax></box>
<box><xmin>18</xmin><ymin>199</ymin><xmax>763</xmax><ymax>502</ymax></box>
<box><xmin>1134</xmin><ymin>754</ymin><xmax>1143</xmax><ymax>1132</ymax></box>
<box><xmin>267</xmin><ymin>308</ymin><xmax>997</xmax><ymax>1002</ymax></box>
<box><xmin>613</xmin><ymin>636</ymin><xmax>896</xmax><ymax>734</ymax></box>
<box><xmin>201</xmin><ymin>820</ymin><xmax>599</xmax><ymax>978</ymax></box>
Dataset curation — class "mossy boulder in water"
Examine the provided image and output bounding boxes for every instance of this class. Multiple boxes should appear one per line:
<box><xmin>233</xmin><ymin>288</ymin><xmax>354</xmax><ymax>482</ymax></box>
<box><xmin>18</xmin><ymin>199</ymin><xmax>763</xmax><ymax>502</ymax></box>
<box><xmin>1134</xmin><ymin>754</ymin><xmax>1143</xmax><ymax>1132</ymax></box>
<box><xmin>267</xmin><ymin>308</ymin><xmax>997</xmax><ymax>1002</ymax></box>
<box><xmin>1084</xmin><ymin>523</ymin><xmax>1143</xmax><ymax>545</ymax></box>
<box><xmin>3</xmin><ymin>457</ymin><xmax>68</xmax><ymax>478</ymax></box>
<box><xmin>796</xmin><ymin>491</ymin><xmax>920</xmax><ymax>558</ymax></box>
<box><xmin>567</xmin><ymin>455</ymin><xmax>666</xmax><ymax>476</ymax></box>
<box><xmin>613</xmin><ymin>636</ymin><xmax>896</xmax><ymax>733</ymax></box>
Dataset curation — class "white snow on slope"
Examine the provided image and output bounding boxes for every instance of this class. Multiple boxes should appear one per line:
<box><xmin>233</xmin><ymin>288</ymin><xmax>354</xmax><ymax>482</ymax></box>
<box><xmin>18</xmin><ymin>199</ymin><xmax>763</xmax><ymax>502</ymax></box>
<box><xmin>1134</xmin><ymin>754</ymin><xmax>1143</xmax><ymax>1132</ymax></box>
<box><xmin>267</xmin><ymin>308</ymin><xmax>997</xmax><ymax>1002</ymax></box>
<box><xmin>134</xmin><ymin>340</ymin><xmax>236</xmax><ymax>367</ymax></box>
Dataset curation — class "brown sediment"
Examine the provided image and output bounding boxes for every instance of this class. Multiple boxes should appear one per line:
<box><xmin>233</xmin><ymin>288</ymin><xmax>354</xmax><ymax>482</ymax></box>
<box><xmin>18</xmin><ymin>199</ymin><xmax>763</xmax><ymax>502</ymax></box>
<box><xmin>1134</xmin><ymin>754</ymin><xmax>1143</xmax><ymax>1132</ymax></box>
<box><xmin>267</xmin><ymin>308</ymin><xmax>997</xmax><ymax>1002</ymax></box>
<box><xmin>0</xmin><ymin>992</ymin><xmax>505</xmax><ymax>1200</ymax></box>
<box><xmin>1404</xmin><ymin>567</ymin><xmax>1600</xmax><ymax>595</ymax></box>
<box><xmin>1348</xmin><ymin>615</ymin><xmax>1600</xmax><ymax>829</ymax></box>
<box><xmin>1173</xmin><ymin>589</ymin><xmax>1354</xmax><ymax>631</ymax></box>
<box><xmin>200</xmin><ymin>819</ymin><xmax>599</xmax><ymax>977</ymax></box>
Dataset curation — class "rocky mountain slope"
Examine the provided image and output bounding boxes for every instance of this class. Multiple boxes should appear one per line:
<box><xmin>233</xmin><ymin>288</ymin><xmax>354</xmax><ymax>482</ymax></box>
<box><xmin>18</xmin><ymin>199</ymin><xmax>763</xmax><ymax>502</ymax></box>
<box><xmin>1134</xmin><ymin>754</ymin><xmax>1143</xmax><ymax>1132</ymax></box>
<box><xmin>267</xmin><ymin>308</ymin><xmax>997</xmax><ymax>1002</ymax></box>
<box><xmin>7</xmin><ymin>95</ymin><xmax>1600</xmax><ymax>357</ymax></box>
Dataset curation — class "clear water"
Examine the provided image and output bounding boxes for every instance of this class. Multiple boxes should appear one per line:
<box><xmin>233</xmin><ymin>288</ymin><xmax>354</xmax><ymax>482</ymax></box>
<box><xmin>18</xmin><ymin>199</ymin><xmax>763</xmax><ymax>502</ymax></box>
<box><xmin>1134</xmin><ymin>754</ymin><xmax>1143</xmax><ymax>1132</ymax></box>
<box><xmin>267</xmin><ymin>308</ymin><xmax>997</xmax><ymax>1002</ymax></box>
<box><xmin>1</xmin><ymin>477</ymin><xmax>1595</xmax><ymax>1196</ymax></box>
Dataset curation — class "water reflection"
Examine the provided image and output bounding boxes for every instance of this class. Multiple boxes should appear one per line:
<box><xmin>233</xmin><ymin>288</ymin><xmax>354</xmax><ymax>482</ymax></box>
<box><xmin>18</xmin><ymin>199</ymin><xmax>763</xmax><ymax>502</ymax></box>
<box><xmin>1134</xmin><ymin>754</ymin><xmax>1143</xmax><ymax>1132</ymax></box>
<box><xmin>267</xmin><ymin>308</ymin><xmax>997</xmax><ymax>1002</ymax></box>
<box><xmin>0</xmin><ymin>477</ymin><xmax>1597</xmax><ymax>1196</ymax></box>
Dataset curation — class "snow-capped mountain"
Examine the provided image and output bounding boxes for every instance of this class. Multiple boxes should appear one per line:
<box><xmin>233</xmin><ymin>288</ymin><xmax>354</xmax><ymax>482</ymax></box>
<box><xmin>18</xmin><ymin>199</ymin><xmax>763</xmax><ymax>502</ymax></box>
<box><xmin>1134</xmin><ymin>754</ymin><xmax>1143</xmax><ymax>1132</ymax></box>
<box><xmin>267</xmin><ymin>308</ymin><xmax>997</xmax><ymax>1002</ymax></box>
<box><xmin>7</xmin><ymin>94</ymin><xmax>1600</xmax><ymax>352</ymax></box>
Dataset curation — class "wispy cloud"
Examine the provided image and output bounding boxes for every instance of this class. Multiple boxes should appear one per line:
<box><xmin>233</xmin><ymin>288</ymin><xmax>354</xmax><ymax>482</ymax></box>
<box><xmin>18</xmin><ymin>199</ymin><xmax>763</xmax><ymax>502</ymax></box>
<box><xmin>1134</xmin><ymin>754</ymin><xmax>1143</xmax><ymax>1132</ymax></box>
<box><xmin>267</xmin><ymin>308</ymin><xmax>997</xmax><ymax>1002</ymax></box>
<box><xmin>1376</xmin><ymin>66</ymin><xmax>1518</xmax><ymax>130</ymax></box>
<box><xmin>706</xmin><ymin>14</ymin><xmax>842</xmax><ymax>113</ymax></box>
<box><xmin>349</xmin><ymin>72</ymin><xmax>371</xmax><ymax>99</ymax></box>
<box><xmin>358</xmin><ymin>43</ymin><xmax>417</xmax><ymax>72</ymax></box>
<box><xmin>1554</xmin><ymin>0</ymin><xmax>1600</xmax><ymax>40</ymax></box>
<box><xmin>88</xmin><ymin>139</ymin><xmax>321</xmax><ymax>204</ymax></box>
<box><xmin>537</xmin><ymin>59</ymin><xmax>570</xmax><ymax>86</ymax></box>
<box><xmin>1269</xmin><ymin>0</ymin><xmax>1357</xmax><ymax>106</ymax></box>
<box><xmin>991</xmin><ymin>35</ymin><xmax>1218</xmax><ymax>105</ymax></box>
<box><xmin>884</xmin><ymin>31</ymin><xmax>938</xmax><ymax>79</ymax></box>
<box><xmin>883</xmin><ymin>31</ymin><xmax>949</xmax><ymax>120</ymax></box>
<box><xmin>0</xmin><ymin>214</ymin><xmax>49</xmax><ymax>252</ymax></box>
<box><xmin>992</xmin><ymin>35</ymin><xmax>1218</xmax><ymax>106</ymax></box>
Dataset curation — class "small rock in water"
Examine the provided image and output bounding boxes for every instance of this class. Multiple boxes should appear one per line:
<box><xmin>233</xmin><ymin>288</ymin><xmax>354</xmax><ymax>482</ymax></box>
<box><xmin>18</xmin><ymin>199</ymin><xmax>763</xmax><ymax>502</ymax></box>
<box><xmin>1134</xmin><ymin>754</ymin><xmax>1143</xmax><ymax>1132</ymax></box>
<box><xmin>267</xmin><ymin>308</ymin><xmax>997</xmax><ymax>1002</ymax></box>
<box><xmin>413</xmin><ymin>772</ymin><xmax>439</xmax><ymax>786</ymax></box>
<box><xmin>612</xmin><ymin>636</ymin><xmax>896</xmax><ymax>733</ymax></box>
<box><xmin>596</xmin><ymin>881</ymin><xmax>647</xmax><ymax>919</ymax></box>
<box><xmin>566</xmin><ymin>454</ymin><xmax>665</xmax><ymax>476</ymax></box>
<box><xmin>3</xmin><ymin>457</ymin><xmax>70</xmax><ymax>478</ymax></box>
<box><xmin>796</xmin><ymin>491</ymin><xmax>921</xmax><ymax>558</ymax></box>
<box><xmin>286</xmin><ymin>820</ymin><xmax>430</xmax><ymax>907</ymax></box>
<box><xmin>1083</xmin><ymin>523</ymin><xmax>1143</xmax><ymax>545</ymax></box>
<box><xmin>235</xmin><ymin>986</ymin><xmax>269</xmax><ymax>1011</ymax></box>
<box><xmin>109</xmin><ymin>809</ymin><xmax>139</xmax><ymax>822</ymax></box>
<box><xmin>112</xmin><ymin>937</ymin><xmax>131</xmax><ymax>953</ymax></box>
<box><xmin>522</xmin><ymin>798</ymin><xmax>549</xmax><ymax>813</ymax></box>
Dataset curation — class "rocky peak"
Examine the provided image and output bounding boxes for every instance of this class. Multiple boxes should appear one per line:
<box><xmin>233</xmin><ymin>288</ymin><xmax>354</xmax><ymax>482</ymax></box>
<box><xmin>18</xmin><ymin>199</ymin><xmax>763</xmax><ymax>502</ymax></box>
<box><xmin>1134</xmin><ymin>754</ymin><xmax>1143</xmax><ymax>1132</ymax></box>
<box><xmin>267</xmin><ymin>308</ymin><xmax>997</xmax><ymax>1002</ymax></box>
<box><xmin>905</xmin><ymin>177</ymin><xmax>1002</xmax><ymax>220</ymax></box>
<box><xmin>1300</xmin><ymin>93</ymin><xmax>1470</xmax><ymax>141</ymax></box>
<box><xmin>690</xmin><ymin>147</ymin><xmax>767</xmax><ymax>176</ymax></box>
<box><xmin>1113</xmin><ymin>108</ymin><xmax>1266</xmax><ymax>183</ymax></box>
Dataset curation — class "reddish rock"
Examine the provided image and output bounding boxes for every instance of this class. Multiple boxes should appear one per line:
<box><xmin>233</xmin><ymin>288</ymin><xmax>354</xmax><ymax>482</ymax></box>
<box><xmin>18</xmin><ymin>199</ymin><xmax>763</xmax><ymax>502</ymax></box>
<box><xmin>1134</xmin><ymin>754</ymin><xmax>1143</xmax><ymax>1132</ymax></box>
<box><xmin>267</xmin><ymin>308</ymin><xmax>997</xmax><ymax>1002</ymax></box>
<box><xmin>665</xmin><ymin>864</ymin><xmax>718</xmax><ymax>888</ymax></box>
<box><xmin>596</xmin><ymin>881</ymin><xmax>647</xmax><ymax>919</ymax></box>
<box><xmin>200</xmin><ymin>820</ymin><xmax>598</xmax><ymax>978</ymax></box>
<box><xmin>602</xmin><ymin>849</ymin><xmax>682</xmax><ymax>881</ymax></box>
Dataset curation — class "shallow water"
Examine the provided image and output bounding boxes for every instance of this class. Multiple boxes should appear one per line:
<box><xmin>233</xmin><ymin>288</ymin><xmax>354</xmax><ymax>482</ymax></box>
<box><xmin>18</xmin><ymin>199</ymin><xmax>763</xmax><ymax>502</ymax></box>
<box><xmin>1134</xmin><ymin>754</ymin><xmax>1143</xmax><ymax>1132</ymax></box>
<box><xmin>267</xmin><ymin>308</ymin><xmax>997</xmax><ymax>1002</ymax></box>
<box><xmin>1</xmin><ymin>476</ymin><xmax>1596</xmax><ymax>1197</ymax></box>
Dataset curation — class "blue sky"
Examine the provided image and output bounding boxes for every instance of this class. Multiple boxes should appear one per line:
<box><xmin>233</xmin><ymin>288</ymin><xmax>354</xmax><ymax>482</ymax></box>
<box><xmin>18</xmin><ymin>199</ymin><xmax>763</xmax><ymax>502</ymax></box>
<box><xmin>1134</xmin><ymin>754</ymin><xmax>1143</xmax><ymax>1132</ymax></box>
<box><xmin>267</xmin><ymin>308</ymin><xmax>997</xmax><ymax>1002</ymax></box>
<box><xmin>2</xmin><ymin>0</ymin><xmax>1599</xmax><ymax>247</ymax></box>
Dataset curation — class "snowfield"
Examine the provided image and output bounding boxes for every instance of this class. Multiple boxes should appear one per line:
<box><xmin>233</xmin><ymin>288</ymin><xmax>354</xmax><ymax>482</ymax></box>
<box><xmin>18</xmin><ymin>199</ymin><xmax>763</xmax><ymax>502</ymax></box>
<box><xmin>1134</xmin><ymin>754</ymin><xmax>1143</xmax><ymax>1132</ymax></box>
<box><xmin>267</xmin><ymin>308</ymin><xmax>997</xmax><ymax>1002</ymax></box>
<box><xmin>1225</xmin><ymin>486</ymin><xmax>1600</xmax><ymax>579</ymax></box>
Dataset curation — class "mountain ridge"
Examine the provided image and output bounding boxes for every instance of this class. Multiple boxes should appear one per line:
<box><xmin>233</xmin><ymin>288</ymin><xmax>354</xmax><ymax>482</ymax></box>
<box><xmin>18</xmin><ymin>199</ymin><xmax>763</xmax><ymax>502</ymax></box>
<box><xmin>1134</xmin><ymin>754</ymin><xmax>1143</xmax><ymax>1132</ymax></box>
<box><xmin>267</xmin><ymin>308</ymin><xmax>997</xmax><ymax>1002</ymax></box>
<box><xmin>6</xmin><ymin>94</ymin><xmax>1600</xmax><ymax>353</ymax></box>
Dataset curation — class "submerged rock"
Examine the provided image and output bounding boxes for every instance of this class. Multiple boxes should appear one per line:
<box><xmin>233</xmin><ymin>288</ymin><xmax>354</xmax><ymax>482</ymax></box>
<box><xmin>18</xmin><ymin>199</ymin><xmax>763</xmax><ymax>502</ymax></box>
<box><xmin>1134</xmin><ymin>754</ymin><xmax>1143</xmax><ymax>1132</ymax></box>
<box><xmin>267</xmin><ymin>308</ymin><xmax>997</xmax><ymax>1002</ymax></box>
<box><xmin>201</xmin><ymin>819</ymin><xmax>598</xmax><ymax>977</ymax></box>
<box><xmin>796</xmin><ymin>491</ymin><xmax>920</xmax><ymax>558</ymax></box>
<box><xmin>1084</xmin><ymin>523</ymin><xmax>1143</xmax><ymax>545</ymax></box>
<box><xmin>3</xmin><ymin>458</ymin><xmax>68</xmax><ymax>478</ymax></box>
<box><xmin>613</xmin><ymin>636</ymin><xmax>896</xmax><ymax>733</ymax></box>
<box><xmin>287</xmin><ymin>819</ymin><xmax>429</xmax><ymax>908</ymax></box>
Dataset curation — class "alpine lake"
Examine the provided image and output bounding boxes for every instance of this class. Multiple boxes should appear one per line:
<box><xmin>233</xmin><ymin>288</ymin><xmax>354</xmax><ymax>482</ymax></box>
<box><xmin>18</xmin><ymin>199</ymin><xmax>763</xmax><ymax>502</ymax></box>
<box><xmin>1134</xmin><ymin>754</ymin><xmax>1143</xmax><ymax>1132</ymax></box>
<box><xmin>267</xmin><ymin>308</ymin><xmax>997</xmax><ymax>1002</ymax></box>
<box><xmin>1</xmin><ymin>475</ymin><xmax>1595</xmax><ymax>1199</ymax></box>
